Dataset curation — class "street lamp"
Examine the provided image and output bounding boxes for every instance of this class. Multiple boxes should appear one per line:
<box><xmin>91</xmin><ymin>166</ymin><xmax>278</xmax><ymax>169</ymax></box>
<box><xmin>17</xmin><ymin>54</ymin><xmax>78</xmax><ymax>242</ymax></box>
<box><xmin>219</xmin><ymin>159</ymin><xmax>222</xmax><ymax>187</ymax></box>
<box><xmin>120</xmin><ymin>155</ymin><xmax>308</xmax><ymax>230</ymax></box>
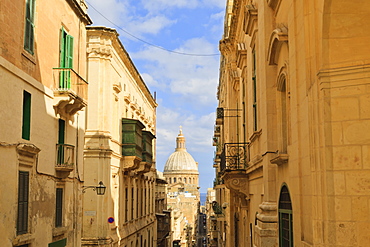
<box><xmin>82</xmin><ymin>181</ymin><xmax>106</xmax><ymax>195</ymax></box>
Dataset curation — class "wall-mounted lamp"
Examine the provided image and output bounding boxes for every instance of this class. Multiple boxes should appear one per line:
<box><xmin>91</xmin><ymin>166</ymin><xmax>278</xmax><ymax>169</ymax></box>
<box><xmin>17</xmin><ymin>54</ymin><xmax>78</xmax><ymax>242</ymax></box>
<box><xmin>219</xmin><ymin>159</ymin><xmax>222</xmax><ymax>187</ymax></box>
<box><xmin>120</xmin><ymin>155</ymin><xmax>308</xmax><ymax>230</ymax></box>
<box><xmin>82</xmin><ymin>181</ymin><xmax>106</xmax><ymax>195</ymax></box>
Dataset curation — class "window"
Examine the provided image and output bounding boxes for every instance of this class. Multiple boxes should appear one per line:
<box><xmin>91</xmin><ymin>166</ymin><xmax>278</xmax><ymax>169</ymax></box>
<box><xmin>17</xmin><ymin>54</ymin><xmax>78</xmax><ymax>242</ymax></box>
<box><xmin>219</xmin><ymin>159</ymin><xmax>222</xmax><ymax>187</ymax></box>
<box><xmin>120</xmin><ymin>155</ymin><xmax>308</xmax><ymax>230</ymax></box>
<box><xmin>278</xmin><ymin>76</ymin><xmax>288</xmax><ymax>153</ymax></box>
<box><xmin>22</xmin><ymin>91</ymin><xmax>31</xmax><ymax>140</ymax></box>
<box><xmin>24</xmin><ymin>0</ymin><xmax>35</xmax><ymax>54</ymax></box>
<box><xmin>17</xmin><ymin>171</ymin><xmax>29</xmax><ymax>235</ymax></box>
<box><xmin>279</xmin><ymin>185</ymin><xmax>293</xmax><ymax>247</ymax></box>
<box><xmin>173</xmin><ymin>178</ymin><xmax>177</xmax><ymax>183</ymax></box>
<box><xmin>252</xmin><ymin>49</ymin><xmax>258</xmax><ymax>131</ymax></box>
<box><xmin>59</xmin><ymin>28</ymin><xmax>74</xmax><ymax>89</ymax></box>
<box><xmin>125</xmin><ymin>188</ymin><xmax>128</xmax><ymax>222</ymax></box>
<box><xmin>131</xmin><ymin>188</ymin><xmax>134</xmax><ymax>220</ymax></box>
<box><xmin>55</xmin><ymin>188</ymin><xmax>63</xmax><ymax>227</ymax></box>
<box><xmin>57</xmin><ymin>119</ymin><xmax>65</xmax><ymax>164</ymax></box>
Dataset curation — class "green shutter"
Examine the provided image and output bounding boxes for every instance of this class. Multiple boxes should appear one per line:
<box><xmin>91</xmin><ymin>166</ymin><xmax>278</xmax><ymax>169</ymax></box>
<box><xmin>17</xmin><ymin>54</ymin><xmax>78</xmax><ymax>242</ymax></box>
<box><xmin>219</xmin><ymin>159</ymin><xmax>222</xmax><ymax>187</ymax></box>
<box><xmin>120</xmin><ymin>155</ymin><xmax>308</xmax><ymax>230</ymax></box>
<box><xmin>22</xmin><ymin>91</ymin><xmax>31</xmax><ymax>140</ymax></box>
<box><xmin>59</xmin><ymin>29</ymin><xmax>73</xmax><ymax>89</ymax></box>
<box><xmin>48</xmin><ymin>238</ymin><xmax>67</xmax><ymax>247</ymax></box>
<box><xmin>66</xmin><ymin>35</ymin><xmax>73</xmax><ymax>68</ymax></box>
<box><xmin>24</xmin><ymin>0</ymin><xmax>35</xmax><ymax>54</ymax></box>
<box><xmin>17</xmin><ymin>171</ymin><xmax>29</xmax><ymax>235</ymax></box>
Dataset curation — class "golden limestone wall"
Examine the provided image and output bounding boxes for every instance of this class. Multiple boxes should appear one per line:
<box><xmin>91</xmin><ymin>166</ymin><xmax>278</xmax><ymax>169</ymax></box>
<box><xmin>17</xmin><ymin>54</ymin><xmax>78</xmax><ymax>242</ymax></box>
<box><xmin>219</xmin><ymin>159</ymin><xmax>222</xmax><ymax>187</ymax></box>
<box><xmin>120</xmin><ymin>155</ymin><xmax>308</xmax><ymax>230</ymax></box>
<box><xmin>0</xmin><ymin>0</ymin><xmax>90</xmax><ymax>246</ymax></box>
<box><xmin>215</xmin><ymin>0</ymin><xmax>370</xmax><ymax>246</ymax></box>
<box><xmin>83</xmin><ymin>27</ymin><xmax>157</xmax><ymax>246</ymax></box>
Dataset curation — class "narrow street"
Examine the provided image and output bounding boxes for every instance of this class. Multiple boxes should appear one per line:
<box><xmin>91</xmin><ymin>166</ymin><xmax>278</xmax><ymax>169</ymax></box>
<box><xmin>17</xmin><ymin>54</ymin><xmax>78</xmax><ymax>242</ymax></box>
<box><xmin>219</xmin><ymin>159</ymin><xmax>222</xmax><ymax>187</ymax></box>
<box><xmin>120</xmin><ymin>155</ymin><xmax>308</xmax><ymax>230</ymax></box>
<box><xmin>196</xmin><ymin>213</ymin><xmax>207</xmax><ymax>247</ymax></box>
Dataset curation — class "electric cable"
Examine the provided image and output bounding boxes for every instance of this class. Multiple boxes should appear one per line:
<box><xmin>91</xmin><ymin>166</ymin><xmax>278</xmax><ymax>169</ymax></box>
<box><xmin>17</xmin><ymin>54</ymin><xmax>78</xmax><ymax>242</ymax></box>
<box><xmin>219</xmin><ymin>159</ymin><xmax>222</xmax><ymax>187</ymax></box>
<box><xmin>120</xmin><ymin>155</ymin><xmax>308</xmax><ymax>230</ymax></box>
<box><xmin>86</xmin><ymin>1</ymin><xmax>220</xmax><ymax>57</ymax></box>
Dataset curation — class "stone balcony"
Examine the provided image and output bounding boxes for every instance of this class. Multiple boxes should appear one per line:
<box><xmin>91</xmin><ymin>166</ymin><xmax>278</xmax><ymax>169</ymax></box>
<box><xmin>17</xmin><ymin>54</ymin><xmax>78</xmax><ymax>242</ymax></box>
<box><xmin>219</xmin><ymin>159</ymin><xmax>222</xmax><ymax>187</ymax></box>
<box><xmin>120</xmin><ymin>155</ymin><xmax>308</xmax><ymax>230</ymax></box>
<box><xmin>56</xmin><ymin>143</ymin><xmax>75</xmax><ymax>178</ymax></box>
<box><xmin>220</xmin><ymin>143</ymin><xmax>249</xmax><ymax>198</ymax></box>
<box><xmin>52</xmin><ymin>68</ymin><xmax>88</xmax><ymax>116</ymax></box>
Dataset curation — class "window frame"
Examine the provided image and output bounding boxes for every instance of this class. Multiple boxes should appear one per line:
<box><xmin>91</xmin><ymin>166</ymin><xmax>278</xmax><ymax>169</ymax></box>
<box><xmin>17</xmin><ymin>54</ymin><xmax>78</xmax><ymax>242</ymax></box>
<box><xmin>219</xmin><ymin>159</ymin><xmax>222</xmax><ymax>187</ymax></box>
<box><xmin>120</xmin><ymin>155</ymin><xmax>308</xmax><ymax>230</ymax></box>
<box><xmin>55</xmin><ymin>187</ymin><xmax>63</xmax><ymax>227</ymax></box>
<box><xmin>252</xmin><ymin>49</ymin><xmax>258</xmax><ymax>131</ymax></box>
<box><xmin>22</xmin><ymin>90</ymin><xmax>31</xmax><ymax>140</ymax></box>
<box><xmin>278</xmin><ymin>184</ymin><xmax>293</xmax><ymax>247</ymax></box>
<box><xmin>17</xmin><ymin>171</ymin><xmax>29</xmax><ymax>235</ymax></box>
<box><xmin>24</xmin><ymin>0</ymin><xmax>36</xmax><ymax>54</ymax></box>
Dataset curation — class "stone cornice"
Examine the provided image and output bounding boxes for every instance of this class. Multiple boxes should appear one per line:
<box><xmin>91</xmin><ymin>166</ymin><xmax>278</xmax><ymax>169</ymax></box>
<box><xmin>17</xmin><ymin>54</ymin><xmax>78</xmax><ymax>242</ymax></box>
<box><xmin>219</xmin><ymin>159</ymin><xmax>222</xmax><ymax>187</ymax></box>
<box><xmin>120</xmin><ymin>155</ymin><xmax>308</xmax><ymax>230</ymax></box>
<box><xmin>86</xmin><ymin>27</ymin><xmax>157</xmax><ymax>109</ymax></box>
<box><xmin>244</xmin><ymin>4</ymin><xmax>258</xmax><ymax>36</ymax></box>
<box><xmin>66</xmin><ymin>0</ymin><xmax>92</xmax><ymax>25</ymax></box>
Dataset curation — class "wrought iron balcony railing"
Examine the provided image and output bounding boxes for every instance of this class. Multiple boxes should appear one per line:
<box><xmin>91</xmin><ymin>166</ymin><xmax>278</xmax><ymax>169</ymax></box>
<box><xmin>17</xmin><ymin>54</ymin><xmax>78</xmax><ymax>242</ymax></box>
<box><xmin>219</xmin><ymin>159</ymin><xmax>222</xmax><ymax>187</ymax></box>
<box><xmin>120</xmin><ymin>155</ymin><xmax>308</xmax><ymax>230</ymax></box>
<box><xmin>53</xmin><ymin>68</ymin><xmax>88</xmax><ymax>101</ymax></box>
<box><xmin>56</xmin><ymin>144</ymin><xmax>75</xmax><ymax>171</ymax></box>
<box><xmin>220</xmin><ymin>143</ymin><xmax>249</xmax><ymax>172</ymax></box>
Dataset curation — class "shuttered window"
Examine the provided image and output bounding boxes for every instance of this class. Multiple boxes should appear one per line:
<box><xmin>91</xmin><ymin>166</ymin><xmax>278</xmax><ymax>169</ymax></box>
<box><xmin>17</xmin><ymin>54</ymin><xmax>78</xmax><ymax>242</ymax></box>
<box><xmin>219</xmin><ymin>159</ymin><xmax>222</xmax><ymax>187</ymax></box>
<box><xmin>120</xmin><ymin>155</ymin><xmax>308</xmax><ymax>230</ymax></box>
<box><xmin>55</xmin><ymin>188</ymin><xmax>63</xmax><ymax>227</ymax></box>
<box><xmin>17</xmin><ymin>171</ymin><xmax>29</xmax><ymax>235</ymax></box>
<box><xmin>59</xmin><ymin>28</ymin><xmax>74</xmax><ymax>89</ymax></box>
<box><xmin>252</xmin><ymin>49</ymin><xmax>258</xmax><ymax>131</ymax></box>
<box><xmin>22</xmin><ymin>91</ymin><xmax>31</xmax><ymax>140</ymax></box>
<box><xmin>24</xmin><ymin>0</ymin><xmax>35</xmax><ymax>54</ymax></box>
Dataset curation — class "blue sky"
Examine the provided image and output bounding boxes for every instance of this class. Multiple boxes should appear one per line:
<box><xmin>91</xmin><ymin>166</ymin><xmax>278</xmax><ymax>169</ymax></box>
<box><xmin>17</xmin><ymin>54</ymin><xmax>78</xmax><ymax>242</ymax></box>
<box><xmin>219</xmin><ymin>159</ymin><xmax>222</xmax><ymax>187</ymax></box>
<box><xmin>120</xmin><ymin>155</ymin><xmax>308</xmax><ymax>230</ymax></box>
<box><xmin>86</xmin><ymin>0</ymin><xmax>225</xmax><ymax>192</ymax></box>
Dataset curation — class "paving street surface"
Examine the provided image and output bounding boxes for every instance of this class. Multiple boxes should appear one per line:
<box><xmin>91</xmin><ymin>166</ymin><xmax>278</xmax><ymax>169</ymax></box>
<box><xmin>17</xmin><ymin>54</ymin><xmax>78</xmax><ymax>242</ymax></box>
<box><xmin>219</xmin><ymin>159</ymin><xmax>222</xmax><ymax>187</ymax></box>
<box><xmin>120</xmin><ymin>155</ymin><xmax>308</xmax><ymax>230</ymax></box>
<box><xmin>196</xmin><ymin>213</ymin><xmax>208</xmax><ymax>247</ymax></box>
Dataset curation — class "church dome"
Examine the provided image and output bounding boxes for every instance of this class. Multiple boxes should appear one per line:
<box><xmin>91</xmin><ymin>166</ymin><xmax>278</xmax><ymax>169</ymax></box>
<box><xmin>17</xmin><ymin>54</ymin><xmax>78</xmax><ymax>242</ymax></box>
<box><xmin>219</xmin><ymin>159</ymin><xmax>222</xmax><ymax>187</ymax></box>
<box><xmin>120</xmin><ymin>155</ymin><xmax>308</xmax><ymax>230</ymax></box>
<box><xmin>163</xmin><ymin>128</ymin><xmax>199</xmax><ymax>175</ymax></box>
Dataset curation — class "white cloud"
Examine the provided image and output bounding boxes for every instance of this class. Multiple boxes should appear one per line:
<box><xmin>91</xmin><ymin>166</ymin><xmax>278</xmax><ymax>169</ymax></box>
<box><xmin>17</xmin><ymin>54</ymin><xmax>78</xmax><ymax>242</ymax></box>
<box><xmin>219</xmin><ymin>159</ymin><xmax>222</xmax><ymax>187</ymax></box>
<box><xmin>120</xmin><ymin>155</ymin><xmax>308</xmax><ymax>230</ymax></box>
<box><xmin>87</xmin><ymin>0</ymin><xmax>176</xmax><ymax>37</ymax></box>
<box><xmin>132</xmin><ymin>37</ymin><xmax>219</xmax><ymax>106</ymax></box>
<box><xmin>202</xmin><ymin>0</ymin><xmax>226</xmax><ymax>9</ymax></box>
<box><xmin>140</xmin><ymin>0</ymin><xmax>199</xmax><ymax>13</ymax></box>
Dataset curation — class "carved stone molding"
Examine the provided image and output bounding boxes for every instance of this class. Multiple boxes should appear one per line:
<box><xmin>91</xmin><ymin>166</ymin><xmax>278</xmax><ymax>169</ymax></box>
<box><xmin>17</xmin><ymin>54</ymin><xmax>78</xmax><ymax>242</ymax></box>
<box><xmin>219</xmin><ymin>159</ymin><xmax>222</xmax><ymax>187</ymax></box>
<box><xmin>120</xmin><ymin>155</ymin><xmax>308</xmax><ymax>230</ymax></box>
<box><xmin>122</xmin><ymin>156</ymin><xmax>142</xmax><ymax>171</ymax></box>
<box><xmin>54</xmin><ymin>94</ymin><xmax>86</xmax><ymax>117</ymax></box>
<box><xmin>87</xmin><ymin>47</ymin><xmax>112</xmax><ymax>59</ymax></box>
<box><xmin>136</xmin><ymin>161</ymin><xmax>152</xmax><ymax>174</ymax></box>
<box><xmin>17</xmin><ymin>143</ymin><xmax>41</xmax><ymax>167</ymax></box>
<box><xmin>244</xmin><ymin>4</ymin><xmax>258</xmax><ymax>36</ymax></box>
<box><xmin>270</xmin><ymin>153</ymin><xmax>289</xmax><ymax>165</ymax></box>
<box><xmin>222</xmin><ymin>171</ymin><xmax>248</xmax><ymax>198</ymax></box>
<box><xmin>219</xmin><ymin>38</ymin><xmax>234</xmax><ymax>56</ymax></box>
<box><xmin>267</xmin><ymin>27</ymin><xmax>288</xmax><ymax>65</ymax></box>
<box><xmin>236</xmin><ymin>43</ymin><xmax>248</xmax><ymax>69</ymax></box>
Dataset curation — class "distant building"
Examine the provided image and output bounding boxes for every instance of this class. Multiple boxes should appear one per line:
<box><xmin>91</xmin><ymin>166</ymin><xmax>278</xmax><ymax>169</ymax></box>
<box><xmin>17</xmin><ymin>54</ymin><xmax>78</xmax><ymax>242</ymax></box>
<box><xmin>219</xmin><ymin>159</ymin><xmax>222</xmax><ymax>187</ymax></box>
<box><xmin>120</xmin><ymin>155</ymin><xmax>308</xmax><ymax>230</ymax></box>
<box><xmin>155</xmin><ymin>171</ymin><xmax>171</xmax><ymax>247</ymax></box>
<box><xmin>163</xmin><ymin>128</ymin><xmax>200</xmax><ymax>247</ymax></box>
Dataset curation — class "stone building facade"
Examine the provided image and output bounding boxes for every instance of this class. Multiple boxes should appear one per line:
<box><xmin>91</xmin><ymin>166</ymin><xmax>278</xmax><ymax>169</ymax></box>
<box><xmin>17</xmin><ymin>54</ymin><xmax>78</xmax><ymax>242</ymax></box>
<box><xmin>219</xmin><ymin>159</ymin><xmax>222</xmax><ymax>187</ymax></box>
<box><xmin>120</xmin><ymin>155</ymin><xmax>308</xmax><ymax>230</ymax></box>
<box><xmin>163</xmin><ymin>129</ymin><xmax>200</xmax><ymax>246</ymax></box>
<box><xmin>83</xmin><ymin>27</ymin><xmax>157</xmax><ymax>246</ymax></box>
<box><xmin>213</xmin><ymin>0</ymin><xmax>370</xmax><ymax>247</ymax></box>
<box><xmin>0</xmin><ymin>0</ymin><xmax>91</xmax><ymax>246</ymax></box>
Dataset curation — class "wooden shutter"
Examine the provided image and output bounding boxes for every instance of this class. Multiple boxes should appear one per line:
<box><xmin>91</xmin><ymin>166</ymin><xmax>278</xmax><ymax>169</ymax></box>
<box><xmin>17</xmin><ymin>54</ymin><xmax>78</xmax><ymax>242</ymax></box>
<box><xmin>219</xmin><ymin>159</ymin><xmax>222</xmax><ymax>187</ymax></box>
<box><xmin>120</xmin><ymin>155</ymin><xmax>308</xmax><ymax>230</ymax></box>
<box><xmin>66</xmin><ymin>35</ymin><xmax>73</xmax><ymax>68</ymax></box>
<box><xmin>17</xmin><ymin>171</ymin><xmax>29</xmax><ymax>235</ymax></box>
<box><xmin>24</xmin><ymin>0</ymin><xmax>35</xmax><ymax>54</ymax></box>
<box><xmin>55</xmin><ymin>188</ymin><xmax>63</xmax><ymax>227</ymax></box>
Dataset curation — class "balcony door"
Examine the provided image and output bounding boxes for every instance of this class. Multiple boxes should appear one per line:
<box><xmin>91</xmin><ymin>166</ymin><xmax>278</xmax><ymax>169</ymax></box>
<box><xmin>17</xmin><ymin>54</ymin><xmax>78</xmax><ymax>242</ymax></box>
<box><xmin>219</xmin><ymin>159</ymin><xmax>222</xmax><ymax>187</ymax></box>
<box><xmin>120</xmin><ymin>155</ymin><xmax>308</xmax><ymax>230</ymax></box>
<box><xmin>59</xmin><ymin>28</ymin><xmax>73</xmax><ymax>89</ymax></box>
<box><xmin>57</xmin><ymin>119</ymin><xmax>65</xmax><ymax>164</ymax></box>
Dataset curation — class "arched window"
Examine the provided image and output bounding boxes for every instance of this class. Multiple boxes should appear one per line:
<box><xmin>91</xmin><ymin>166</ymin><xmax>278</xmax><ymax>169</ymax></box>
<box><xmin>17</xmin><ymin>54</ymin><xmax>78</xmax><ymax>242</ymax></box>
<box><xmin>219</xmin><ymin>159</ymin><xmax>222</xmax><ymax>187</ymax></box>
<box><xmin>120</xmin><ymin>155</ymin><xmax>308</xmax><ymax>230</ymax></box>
<box><xmin>179</xmin><ymin>178</ymin><xmax>182</xmax><ymax>182</ymax></box>
<box><xmin>169</xmin><ymin>178</ymin><xmax>171</xmax><ymax>184</ymax></box>
<box><xmin>277</xmin><ymin>72</ymin><xmax>289</xmax><ymax>154</ymax></box>
<box><xmin>174</xmin><ymin>177</ymin><xmax>177</xmax><ymax>183</ymax></box>
<box><xmin>279</xmin><ymin>184</ymin><xmax>293</xmax><ymax>247</ymax></box>
<box><xmin>184</xmin><ymin>178</ymin><xmax>187</xmax><ymax>183</ymax></box>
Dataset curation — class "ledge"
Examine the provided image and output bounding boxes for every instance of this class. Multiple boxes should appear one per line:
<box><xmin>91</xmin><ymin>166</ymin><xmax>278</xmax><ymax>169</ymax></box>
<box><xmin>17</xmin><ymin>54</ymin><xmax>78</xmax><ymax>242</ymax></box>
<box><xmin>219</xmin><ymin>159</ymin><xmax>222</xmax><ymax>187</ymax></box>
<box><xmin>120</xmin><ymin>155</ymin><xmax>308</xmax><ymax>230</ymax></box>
<box><xmin>12</xmin><ymin>233</ymin><xmax>34</xmax><ymax>246</ymax></box>
<box><xmin>53</xmin><ymin>226</ymin><xmax>68</xmax><ymax>237</ymax></box>
<box><xmin>270</xmin><ymin>153</ymin><xmax>289</xmax><ymax>165</ymax></box>
<box><xmin>249</xmin><ymin>129</ymin><xmax>262</xmax><ymax>143</ymax></box>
